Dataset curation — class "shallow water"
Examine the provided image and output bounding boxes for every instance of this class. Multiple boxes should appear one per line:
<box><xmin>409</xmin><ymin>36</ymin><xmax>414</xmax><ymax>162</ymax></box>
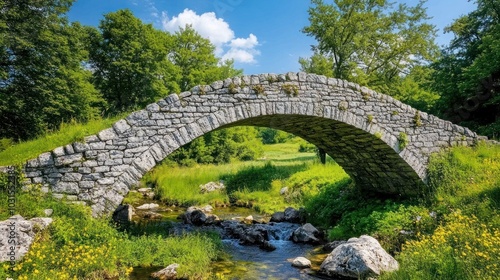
<box><xmin>130</xmin><ymin>207</ymin><xmax>329</xmax><ymax>279</ymax></box>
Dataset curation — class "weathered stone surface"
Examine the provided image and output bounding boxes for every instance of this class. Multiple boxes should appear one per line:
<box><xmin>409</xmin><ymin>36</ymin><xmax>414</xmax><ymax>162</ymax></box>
<box><xmin>98</xmin><ymin>128</ymin><xmax>117</xmax><ymax>141</ymax></box>
<box><xmin>151</xmin><ymin>263</ymin><xmax>179</xmax><ymax>280</ymax></box>
<box><xmin>323</xmin><ymin>240</ymin><xmax>347</xmax><ymax>252</ymax></box>
<box><xmin>284</xmin><ymin>207</ymin><xmax>302</xmax><ymax>223</ymax></box>
<box><xmin>319</xmin><ymin>235</ymin><xmax>399</xmax><ymax>279</ymax></box>
<box><xmin>292</xmin><ymin>223</ymin><xmax>321</xmax><ymax>244</ymax></box>
<box><xmin>136</xmin><ymin>203</ymin><xmax>159</xmax><ymax>210</ymax></box>
<box><xmin>270</xmin><ymin>211</ymin><xmax>285</xmax><ymax>222</ymax></box>
<box><xmin>199</xmin><ymin>181</ymin><xmax>225</xmax><ymax>193</ymax></box>
<box><xmin>292</xmin><ymin>257</ymin><xmax>312</xmax><ymax>268</ymax></box>
<box><xmin>1</xmin><ymin>72</ymin><xmax>488</xmax><ymax>217</ymax></box>
<box><xmin>0</xmin><ymin>215</ymin><xmax>53</xmax><ymax>262</ymax></box>
<box><xmin>54</xmin><ymin>154</ymin><xmax>82</xmax><ymax>167</ymax></box>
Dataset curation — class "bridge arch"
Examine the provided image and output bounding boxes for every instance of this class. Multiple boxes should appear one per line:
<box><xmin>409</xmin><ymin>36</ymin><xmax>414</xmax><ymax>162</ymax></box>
<box><xmin>18</xmin><ymin>72</ymin><xmax>481</xmax><ymax>215</ymax></box>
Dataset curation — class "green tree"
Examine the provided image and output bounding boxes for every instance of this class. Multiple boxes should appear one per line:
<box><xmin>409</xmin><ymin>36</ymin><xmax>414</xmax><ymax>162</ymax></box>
<box><xmin>167</xmin><ymin>127</ymin><xmax>263</xmax><ymax>166</ymax></box>
<box><xmin>170</xmin><ymin>25</ymin><xmax>242</xmax><ymax>91</ymax></box>
<box><xmin>301</xmin><ymin>0</ymin><xmax>438</xmax><ymax>93</ymax></box>
<box><xmin>431</xmin><ymin>0</ymin><xmax>500</xmax><ymax>138</ymax></box>
<box><xmin>299</xmin><ymin>51</ymin><xmax>335</xmax><ymax>77</ymax></box>
<box><xmin>0</xmin><ymin>0</ymin><xmax>104</xmax><ymax>140</ymax></box>
<box><xmin>89</xmin><ymin>9</ymin><xmax>180</xmax><ymax>113</ymax></box>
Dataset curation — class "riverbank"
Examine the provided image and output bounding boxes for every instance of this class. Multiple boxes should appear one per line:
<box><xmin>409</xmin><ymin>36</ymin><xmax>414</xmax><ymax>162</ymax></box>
<box><xmin>0</xmin><ymin>142</ymin><xmax>499</xmax><ymax>279</ymax></box>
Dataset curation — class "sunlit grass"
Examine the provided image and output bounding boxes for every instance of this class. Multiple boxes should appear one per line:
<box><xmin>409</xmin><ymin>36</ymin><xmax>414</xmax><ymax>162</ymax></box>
<box><xmin>0</xmin><ymin>115</ymin><xmax>127</xmax><ymax>166</ymax></box>
<box><xmin>142</xmin><ymin>143</ymin><xmax>318</xmax><ymax>209</ymax></box>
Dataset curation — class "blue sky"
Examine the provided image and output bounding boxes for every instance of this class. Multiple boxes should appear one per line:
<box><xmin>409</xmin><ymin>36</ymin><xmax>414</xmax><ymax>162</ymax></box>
<box><xmin>67</xmin><ymin>0</ymin><xmax>477</xmax><ymax>75</ymax></box>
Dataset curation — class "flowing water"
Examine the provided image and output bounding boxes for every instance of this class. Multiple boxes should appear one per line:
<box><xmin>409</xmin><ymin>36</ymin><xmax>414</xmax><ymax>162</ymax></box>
<box><xmin>129</xmin><ymin>206</ymin><xmax>330</xmax><ymax>279</ymax></box>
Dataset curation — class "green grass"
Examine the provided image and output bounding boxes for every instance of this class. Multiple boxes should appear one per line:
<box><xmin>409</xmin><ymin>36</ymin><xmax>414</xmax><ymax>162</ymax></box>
<box><xmin>0</xmin><ymin>185</ymin><xmax>222</xmax><ymax>280</ymax></box>
<box><xmin>0</xmin><ymin>115</ymin><xmax>126</xmax><ymax>166</ymax></box>
<box><xmin>141</xmin><ymin>143</ymin><xmax>318</xmax><ymax>212</ymax></box>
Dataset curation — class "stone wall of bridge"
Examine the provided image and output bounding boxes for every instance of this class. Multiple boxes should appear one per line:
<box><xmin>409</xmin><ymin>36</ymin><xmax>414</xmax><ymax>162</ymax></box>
<box><xmin>8</xmin><ymin>72</ymin><xmax>483</xmax><ymax>215</ymax></box>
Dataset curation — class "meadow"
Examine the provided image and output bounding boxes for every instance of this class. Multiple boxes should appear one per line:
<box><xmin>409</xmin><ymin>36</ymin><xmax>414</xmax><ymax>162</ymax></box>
<box><xmin>0</xmin><ymin>130</ymin><xmax>499</xmax><ymax>279</ymax></box>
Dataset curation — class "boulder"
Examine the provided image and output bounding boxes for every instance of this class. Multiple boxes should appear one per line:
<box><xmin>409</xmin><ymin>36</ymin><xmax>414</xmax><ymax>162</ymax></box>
<box><xmin>240</xmin><ymin>224</ymin><xmax>268</xmax><ymax>245</ymax></box>
<box><xmin>199</xmin><ymin>181</ymin><xmax>225</xmax><ymax>193</ymax></box>
<box><xmin>319</xmin><ymin>235</ymin><xmax>399</xmax><ymax>279</ymax></box>
<box><xmin>0</xmin><ymin>215</ymin><xmax>53</xmax><ymax>262</ymax></box>
<box><xmin>189</xmin><ymin>210</ymin><xmax>207</xmax><ymax>226</ymax></box>
<box><xmin>181</xmin><ymin>207</ymin><xmax>220</xmax><ymax>226</ymax></box>
<box><xmin>136</xmin><ymin>203</ymin><xmax>159</xmax><ymax>210</ymax></box>
<box><xmin>284</xmin><ymin>207</ymin><xmax>301</xmax><ymax>223</ymax></box>
<box><xmin>151</xmin><ymin>263</ymin><xmax>179</xmax><ymax>280</ymax></box>
<box><xmin>112</xmin><ymin>204</ymin><xmax>134</xmax><ymax>224</ymax></box>
<box><xmin>244</xmin><ymin>215</ymin><xmax>254</xmax><ymax>224</ymax></box>
<box><xmin>259</xmin><ymin>240</ymin><xmax>276</xmax><ymax>251</ymax></box>
<box><xmin>270</xmin><ymin>211</ymin><xmax>285</xmax><ymax>222</ymax></box>
<box><xmin>322</xmin><ymin>240</ymin><xmax>347</xmax><ymax>253</ymax></box>
<box><xmin>204</xmin><ymin>214</ymin><xmax>221</xmax><ymax>225</ymax></box>
<box><xmin>292</xmin><ymin>257</ymin><xmax>311</xmax><ymax>268</ymax></box>
<box><xmin>270</xmin><ymin>207</ymin><xmax>304</xmax><ymax>223</ymax></box>
<box><xmin>292</xmin><ymin>223</ymin><xmax>320</xmax><ymax>244</ymax></box>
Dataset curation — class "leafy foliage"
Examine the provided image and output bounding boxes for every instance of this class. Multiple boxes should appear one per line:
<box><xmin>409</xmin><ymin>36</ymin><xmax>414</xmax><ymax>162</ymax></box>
<box><xmin>89</xmin><ymin>9</ymin><xmax>179</xmax><ymax>113</ymax></box>
<box><xmin>0</xmin><ymin>0</ymin><xmax>105</xmax><ymax>140</ymax></box>
<box><xmin>430</xmin><ymin>0</ymin><xmax>500</xmax><ymax>138</ymax></box>
<box><xmin>166</xmin><ymin>127</ymin><xmax>264</xmax><ymax>166</ymax></box>
<box><xmin>301</xmin><ymin>0</ymin><xmax>438</xmax><ymax>94</ymax></box>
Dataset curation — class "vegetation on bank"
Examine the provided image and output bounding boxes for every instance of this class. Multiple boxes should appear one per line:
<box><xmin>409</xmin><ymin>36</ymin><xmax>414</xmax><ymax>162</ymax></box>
<box><xmin>0</xmin><ymin>137</ymin><xmax>499</xmax><ymax>279</ymax></box>
<box><xmin>142</xmin><ymin>142</ymin><xmax>316</xmax><ymax>213</ymax></box>
<box><xmin>142</xmin><ymin>141</ymin><xmax>500</xmax><ymax>279</ymax></box>
<box><xmin>0</xmin><ymin>186</ymin><xmax>222</xmax><ymax>280</ymax></box>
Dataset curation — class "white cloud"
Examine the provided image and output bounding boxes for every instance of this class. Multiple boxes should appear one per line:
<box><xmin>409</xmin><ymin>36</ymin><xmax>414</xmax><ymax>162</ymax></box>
<box><xmin>230</xmin><ymin>34</ymin><xmax>258</xmax><ymax>49</ymax></box>
<box><xmin>162</xmin><ymin>9</ymin><xmax>259</xmax><ymax>64</ymax></box>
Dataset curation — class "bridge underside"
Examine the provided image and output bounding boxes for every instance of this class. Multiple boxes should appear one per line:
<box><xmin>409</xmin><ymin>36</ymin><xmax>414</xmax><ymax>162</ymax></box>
<box><xmin>225</xmin><ymin>115</ymin><xmax>425</xmax><ymax>196</ymax></box>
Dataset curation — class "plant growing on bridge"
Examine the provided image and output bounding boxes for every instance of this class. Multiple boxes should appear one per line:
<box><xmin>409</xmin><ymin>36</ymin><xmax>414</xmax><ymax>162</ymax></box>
<box><xmin>228</xmin><ymin>83</ymin><xmax>238</xmax><ymax>94</ymax></box>
<box><xmin>367</xmin><ymin>114</ymin><xmax>374</xmax><ymax>124</ymax></box>
<box><xmin>413</xmin><ymin>110</ymin><xmax>422</xmax><ymax>127</ymax></box>
<box><xmin>252</xmin><ymin>85</ymin><xmax>266</xmax><ymax>95</ymax></box>
<box><xmin>374</xmin><ymin>132</ymin><xmax>383</xmax><ymax>139</ymax></box>
<box><xmin>282</xmin><ymin>84</ymin><xmax>299</xmax><ymax>96</ymax></box>
<box><xmin>266</xmin><ymin>75</ymin><xmax>278</xmax><ymax>83</ymax></box>
<box><xmin>398</xmin><ymin>132</ymin><xmax>409</xmax><ymax>150</ymax></box>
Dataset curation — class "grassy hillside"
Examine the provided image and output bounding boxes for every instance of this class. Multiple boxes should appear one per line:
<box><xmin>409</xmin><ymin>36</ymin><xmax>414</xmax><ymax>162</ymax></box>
<box><xmin>0</xmin><ymin>116</ymin><xmax>125</xmax><ymax>166</ymax></box>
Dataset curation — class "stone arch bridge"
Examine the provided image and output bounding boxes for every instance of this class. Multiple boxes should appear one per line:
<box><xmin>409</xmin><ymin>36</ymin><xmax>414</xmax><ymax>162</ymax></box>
<box><xmin>14</xmin><ymin>72</ymin><xmax>483</xmax><ymax>216</ymax></box>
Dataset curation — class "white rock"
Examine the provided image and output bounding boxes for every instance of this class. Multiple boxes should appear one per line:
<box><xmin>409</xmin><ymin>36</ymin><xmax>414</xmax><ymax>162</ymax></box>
<box><xmin>0</xmin><ymin>215</ymin><xmax>53</xmax><ymax>262</ymax></box>
<box><xmin>319</xmin><ymin>235</ymin><xmax>399</xmax><ymax>279</ymax></box>
<box><xmin>136</xmin><ymin>203</ymin><xmax>159</xmax><ymax>210</ymax></box>
<box><xmin>292</xmin><ymin>257</ymin><xmax>311</xmax><ymax>268</ymax></box>
<box><xmin>151</xmin><ymin>263</ymin><xmax>179</xmax><ymax>279</ymax></box>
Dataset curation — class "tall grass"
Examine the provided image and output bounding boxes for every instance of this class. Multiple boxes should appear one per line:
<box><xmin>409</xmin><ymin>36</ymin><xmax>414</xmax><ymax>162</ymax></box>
<box><xmin>142</xmin><ymin>143</ymin><xmax>318</xmax><ymax>211</ymax></box>
<box><xmin>0</xmin><ymin>185</ymin><xmax>222</xmax><ymax>280</ymax></box>
<box><xmin>0</xmin><ymin>115</ymin><xmax>126</xmax><ymax>166</ymax></box>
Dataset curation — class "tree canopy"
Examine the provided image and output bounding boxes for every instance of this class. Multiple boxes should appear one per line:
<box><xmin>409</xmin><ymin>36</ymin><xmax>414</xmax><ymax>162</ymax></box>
<box><xmin>300</xmin><ymin>0</ymin><xmax>439</xmax><ymax>110</ymax></box>
<box><xmin>0</xmin><ymin>0</ymin><xmax>104</xmax><ymax>140</ymax></box>
<box><xmin>430</xmin><ymin>0</ymin><xmax>500</xmax><ymax>138</ymax></box>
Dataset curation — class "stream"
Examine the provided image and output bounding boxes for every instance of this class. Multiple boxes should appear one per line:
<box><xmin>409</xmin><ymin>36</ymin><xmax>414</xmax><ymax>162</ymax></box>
<box><xmin>128</xmin><ymin>205</ymin><xmax>329</xmax><ymax>279</ymax></box>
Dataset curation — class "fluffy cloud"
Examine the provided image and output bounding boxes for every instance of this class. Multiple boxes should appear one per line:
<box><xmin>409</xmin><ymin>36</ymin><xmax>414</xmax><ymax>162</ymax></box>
<box><xmin>162</xmin><ymin>9</ymin><xmax>259</xmax><ymax>63</ymax></box>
